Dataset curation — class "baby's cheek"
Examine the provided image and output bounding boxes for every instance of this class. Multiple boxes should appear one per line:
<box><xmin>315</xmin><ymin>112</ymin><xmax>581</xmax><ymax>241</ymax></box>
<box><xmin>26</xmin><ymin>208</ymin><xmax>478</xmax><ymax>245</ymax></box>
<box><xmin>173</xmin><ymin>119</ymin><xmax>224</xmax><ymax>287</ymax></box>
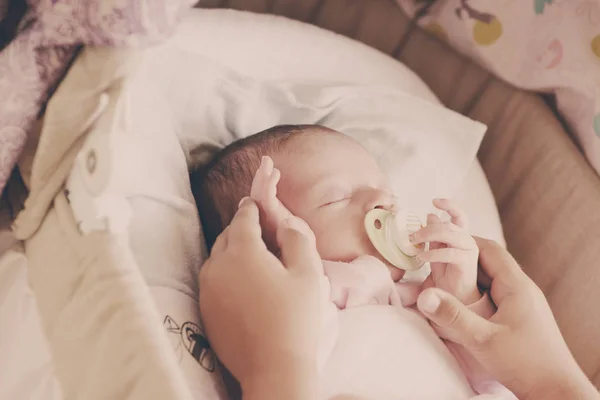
<box><xmin>304</xmin><ymin>222</ymin><xmax>333</xmax><ymax>258</ymax></box>
<box><xmin>314</xmin><ymin>226</ymin><xmax>362</xmax><ymax>263</ymax></box>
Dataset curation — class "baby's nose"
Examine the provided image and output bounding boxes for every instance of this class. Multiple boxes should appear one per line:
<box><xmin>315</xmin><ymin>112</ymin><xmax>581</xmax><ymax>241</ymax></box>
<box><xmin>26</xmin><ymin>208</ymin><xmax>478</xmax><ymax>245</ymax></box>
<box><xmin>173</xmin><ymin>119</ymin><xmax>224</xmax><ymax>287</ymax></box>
<box><xmin>364</xmin><ymin>189</ymin><xmax>395</xmax><ymax>212</ymax></box>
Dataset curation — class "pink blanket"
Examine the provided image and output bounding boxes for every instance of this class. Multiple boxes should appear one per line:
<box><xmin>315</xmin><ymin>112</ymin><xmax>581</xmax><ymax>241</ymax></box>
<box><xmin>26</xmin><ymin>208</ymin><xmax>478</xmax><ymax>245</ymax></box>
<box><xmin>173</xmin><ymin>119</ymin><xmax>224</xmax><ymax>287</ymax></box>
<box><xmin>0</xmin><ymin>0</ymin><xmax>195</xmax><ymax>195</ymax></box>
<box><xmin>397</xmin><ymin>0</ymin><xmax>600</xmax><ymax>175</ymax></box>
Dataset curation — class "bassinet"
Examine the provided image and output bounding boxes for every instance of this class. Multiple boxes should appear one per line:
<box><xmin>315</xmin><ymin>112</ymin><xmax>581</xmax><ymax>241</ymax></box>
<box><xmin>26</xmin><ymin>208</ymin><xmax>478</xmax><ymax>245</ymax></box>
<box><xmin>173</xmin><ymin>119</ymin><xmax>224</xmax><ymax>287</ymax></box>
<box><xmin>1</xmin><ymin>1</ymin><xmax>599</xmax><ymax>398</ymax></box>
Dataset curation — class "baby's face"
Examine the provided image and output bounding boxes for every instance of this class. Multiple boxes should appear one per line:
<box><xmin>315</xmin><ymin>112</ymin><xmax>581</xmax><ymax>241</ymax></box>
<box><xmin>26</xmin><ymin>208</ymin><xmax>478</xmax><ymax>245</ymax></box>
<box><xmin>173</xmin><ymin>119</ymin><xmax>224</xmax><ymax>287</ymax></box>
<box><xmin>272</xmin><ymin>133</ymin><xmax>404</xmax><ymax>281</ymax></box>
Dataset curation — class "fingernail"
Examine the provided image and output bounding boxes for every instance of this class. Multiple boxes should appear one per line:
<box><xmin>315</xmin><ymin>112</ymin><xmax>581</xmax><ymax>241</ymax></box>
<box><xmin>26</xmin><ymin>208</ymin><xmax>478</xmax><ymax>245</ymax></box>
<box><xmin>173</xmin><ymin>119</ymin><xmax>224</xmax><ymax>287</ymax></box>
<box><xmin>420</xmin><ymin>292</ymin><xmax>441</xmax><ymax>314</ymax></box>
<box><xmin>238</xmin><ymin>196</ymin><xmax>250</xmax><ymax>208</ymax></box>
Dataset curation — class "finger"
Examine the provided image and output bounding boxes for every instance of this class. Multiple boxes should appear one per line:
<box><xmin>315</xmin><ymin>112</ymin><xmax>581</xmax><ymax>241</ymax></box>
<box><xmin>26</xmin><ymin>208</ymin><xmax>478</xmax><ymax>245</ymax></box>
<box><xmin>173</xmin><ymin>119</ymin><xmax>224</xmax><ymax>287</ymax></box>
<box><xmin>425</xmin><ymin>215</ymin><xmax>444</xmax><ymax>252</ymax></box>
<box><xmin>210</xmin><ymin>225</ymin><xmax>230</xmax><ymax>256</ymax></box>
<box><xmin>417</xmin><ymin>248</ymin><xmax>473</xmax><ymax>265</ymax></box>
<box><xmin>277</xmin><ymin>216</ymin><xmax>323</xmax><ymax>275</ymax></box>
<box><xmin>427</xmin><ymin>213</ymin><xmax>442</xmax><ymax>225</ymax></box>
<box><xmin>250</xmin><ymin>161</ymin><xmax>266</xmax><ymax>200</ymax></box>
<box><xmin>264</xmin><ymin>167</ymin><xmax>294</xmax><ymax>225</ymax></box>
<box><xmin>433</xmin><ymin>198</ymin><xmax>468</xmax><ymax>229</ymax></box>
<box><xmin>473</xmin><ymin>237</ymin><xmax>527</xmax><ymax>284</ymax></box>
<box><xmin>429</xmin><ymin>240</ymin><xmax>444</xmax><ymax>251</ymax></box>
<box><xmin>426</xmin><ymin>217</ymin><xmax>445</xmax><ymax>251</ymax></box>
<box><xmin>250</xmin><ymin>156</ymin><xmax>273</xmax><ymax>200</ymax></box>
<box><xmin>421</xmin><ymin>274</ymin><xmax>434</xmax><ymax>291</ymax></box>
<box><xmin>411</xmin><ymin>224</ymin><xmax>474</xmax><ymax>249</ymax></box>
<box><xmin>263</xmin><ymin>155</ymin><xmax>274</xmax><ymax>172</ymax></box>
<box><xmin>264</xmin><ymin>167</ymin><xmax>280</xmax><ymax>211</ymax></box>
<box><xmin>476</xmin><ymin>260</ymin><xmax>492</xmax><ymax>290</ymax></box>
<box><xmin>198</xmin><ymin>257</ymin><xmax>216</xmax><ymax>293</ymax></box>
<box><xmin>198</xmin><ymin>249</ymin><xmax>222</xmax><ymax>299</ymax></box>
<box><xmin>266</xmin><ymin>168</ymin><xmax>281</xmax><ymax>199</ymax></box>
<box><xmin>417</xmin><ymin>288</ymin><xmax>498</xmax><ymax>350</ymax></box>
<box><xmin>227</xmin><ymin>197</ymin><xmax>265</xmax><ymax>247</ymax></box>
<box><xmin>265</xmin><ymin>168</ymin><xmax>289</xmax><ymax>222</ymax></box>
<box><xmin>473</xmin><ymin>236</ymin><xmax>529</xmax><ymax>303</ymax></box>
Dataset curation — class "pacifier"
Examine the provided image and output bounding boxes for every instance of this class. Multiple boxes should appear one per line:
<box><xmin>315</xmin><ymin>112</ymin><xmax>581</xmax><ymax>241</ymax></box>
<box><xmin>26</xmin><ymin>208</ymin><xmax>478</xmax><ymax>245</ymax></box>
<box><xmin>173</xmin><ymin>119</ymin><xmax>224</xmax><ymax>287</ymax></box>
<box><xmin>364</xmin><ymin>208</ymin><xmax>426</xmax><ymax>271</ymax></box>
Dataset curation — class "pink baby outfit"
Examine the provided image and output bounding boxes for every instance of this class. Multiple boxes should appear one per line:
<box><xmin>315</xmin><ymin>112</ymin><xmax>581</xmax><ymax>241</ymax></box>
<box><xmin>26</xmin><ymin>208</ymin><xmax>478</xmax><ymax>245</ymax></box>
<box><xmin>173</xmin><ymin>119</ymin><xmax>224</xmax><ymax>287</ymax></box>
<box><xmin>318</xmin><ymin>255</ymin><xmax>516</xmax><ymax>400</ymax></box>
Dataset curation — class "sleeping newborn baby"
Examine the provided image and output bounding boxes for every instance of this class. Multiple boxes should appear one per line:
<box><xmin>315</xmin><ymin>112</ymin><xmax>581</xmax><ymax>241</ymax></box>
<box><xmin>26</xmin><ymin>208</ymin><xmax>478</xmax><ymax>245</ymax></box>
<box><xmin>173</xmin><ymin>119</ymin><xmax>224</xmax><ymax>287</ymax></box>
<box><xmin>193</xmin><ymin>125</ymin><xmax>515</xmax><ymax>399</ymax></box>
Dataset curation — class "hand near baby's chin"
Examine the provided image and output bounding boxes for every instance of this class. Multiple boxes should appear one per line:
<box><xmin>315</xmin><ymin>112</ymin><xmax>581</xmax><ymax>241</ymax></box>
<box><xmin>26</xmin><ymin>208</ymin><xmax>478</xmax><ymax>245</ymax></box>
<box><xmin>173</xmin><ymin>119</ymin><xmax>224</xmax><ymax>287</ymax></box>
<box><xmin>410</xmin><ymin>199</ymin><xmax>481</xmax><ymax>305</ymax></box>
<box><xmin>250</xmin><ymin>156</ymin><xmax>294</xmax><ymax>253</ymax></box>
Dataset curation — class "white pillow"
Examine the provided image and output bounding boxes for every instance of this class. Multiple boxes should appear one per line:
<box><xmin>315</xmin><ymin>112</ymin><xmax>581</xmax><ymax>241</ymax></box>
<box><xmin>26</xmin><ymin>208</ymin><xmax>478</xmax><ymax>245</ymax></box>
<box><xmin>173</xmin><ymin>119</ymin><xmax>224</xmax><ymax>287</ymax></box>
<box><xmin>134</xmin><ymin>52</ymin><xmax>486</xmax><ymax>206</ymax></box>
<box><xmin>164</xmin><ymin>9</ymin><xmax>503</xmax><ymax>244</ymax></box>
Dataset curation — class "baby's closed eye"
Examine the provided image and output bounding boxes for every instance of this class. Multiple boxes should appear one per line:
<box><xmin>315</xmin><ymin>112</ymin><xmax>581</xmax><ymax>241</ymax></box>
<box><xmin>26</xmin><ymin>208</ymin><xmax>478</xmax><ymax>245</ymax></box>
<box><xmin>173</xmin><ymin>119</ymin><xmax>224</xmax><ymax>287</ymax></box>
<box><xmin>319</xmin><ymin>189</ymin><xmax>352</xmax><ymax>208</ymax></box>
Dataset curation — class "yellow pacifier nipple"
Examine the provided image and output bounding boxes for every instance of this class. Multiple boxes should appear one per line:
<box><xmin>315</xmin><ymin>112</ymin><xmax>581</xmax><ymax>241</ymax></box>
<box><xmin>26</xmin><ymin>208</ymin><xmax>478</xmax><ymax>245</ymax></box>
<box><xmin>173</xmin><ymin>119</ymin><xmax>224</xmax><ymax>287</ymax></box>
<box><xmin>364</xmin><ymin>209</ymin><xmax>426</xmax><ymax>271</ymax></box>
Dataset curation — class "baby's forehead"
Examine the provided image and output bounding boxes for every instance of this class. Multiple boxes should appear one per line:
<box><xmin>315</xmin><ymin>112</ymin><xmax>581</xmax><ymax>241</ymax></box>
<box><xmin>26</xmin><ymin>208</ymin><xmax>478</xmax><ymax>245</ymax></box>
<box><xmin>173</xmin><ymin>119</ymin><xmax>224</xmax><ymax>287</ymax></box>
<box><xmin>275</xmin><ymin>133</ymin><xmax>388</xmax><ymax>187</ymax></box>
<box><xmin>284</xmin><ymin>131</ymin><xmax>368</xmax><ymax>157</ymax></box>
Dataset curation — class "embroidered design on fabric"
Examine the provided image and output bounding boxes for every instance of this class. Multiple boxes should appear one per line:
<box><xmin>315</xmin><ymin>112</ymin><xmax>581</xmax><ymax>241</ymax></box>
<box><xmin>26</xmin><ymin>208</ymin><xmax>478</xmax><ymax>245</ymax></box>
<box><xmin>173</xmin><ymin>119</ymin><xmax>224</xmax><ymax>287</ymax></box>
<box><xmin>163</xmin><ymin>315</ymin><xmax>216</xmax><ymax>372</ymax></box>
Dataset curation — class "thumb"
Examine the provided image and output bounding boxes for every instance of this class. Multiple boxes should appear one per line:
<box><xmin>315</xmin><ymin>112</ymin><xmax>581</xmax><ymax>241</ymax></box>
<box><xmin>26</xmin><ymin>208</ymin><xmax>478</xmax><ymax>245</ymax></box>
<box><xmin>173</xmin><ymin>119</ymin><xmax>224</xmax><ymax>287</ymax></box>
<box><xmin>277</xmin><ymin>217</ymin><xmax>323</xmax><ymax>275</ymax></box>
<box><xmin>417</xmin><ymin>288</ymin><xmax>497</xmax><ymax>350</ymax></box>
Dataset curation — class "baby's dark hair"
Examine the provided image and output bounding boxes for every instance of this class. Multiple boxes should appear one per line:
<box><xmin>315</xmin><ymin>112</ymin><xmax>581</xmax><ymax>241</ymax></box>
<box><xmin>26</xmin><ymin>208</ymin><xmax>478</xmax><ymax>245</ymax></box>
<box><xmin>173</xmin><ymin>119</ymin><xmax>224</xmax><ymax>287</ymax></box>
<box><xmin>191</xmin><ymin>124</ymin><xmax>335</xmax><ymax>250</ymax></box>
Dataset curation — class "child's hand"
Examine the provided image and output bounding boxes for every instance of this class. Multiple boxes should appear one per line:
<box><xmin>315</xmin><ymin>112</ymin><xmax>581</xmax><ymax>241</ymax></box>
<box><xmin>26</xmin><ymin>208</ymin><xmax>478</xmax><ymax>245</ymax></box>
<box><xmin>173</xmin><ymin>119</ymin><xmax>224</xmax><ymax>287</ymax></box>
<box><xmin>250</xmin><ymin>156</ymin><xmax>294</xmax><ymax>253</ymax></box>
<box><xmin>411</xmin><ymin>199</ymin><xmax>480</xmax><ymax>305</ymax></box>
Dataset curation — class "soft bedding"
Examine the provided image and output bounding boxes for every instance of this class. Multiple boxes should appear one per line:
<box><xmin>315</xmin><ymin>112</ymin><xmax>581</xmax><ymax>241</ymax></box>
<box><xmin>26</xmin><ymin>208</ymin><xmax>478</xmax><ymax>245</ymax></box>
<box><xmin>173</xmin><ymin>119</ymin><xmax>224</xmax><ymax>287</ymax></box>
<box><xmin>1</xmin><ymin>9</ymin><xmax>504</xmax><ymax>400</ymax></box>
<box><xmin>397</xmin><ymin>0</ymin><xmax>600</xmax><ymax>175</ymax></box>
<box><xmin>167</xmin><ymin>10</ymin><xmax>504</xmax><ymax>244</ymax></box>
<box><xmin>0</xmin><ymin>0</ymin><xmax>195</xmax><ymax>195</ymax></box>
